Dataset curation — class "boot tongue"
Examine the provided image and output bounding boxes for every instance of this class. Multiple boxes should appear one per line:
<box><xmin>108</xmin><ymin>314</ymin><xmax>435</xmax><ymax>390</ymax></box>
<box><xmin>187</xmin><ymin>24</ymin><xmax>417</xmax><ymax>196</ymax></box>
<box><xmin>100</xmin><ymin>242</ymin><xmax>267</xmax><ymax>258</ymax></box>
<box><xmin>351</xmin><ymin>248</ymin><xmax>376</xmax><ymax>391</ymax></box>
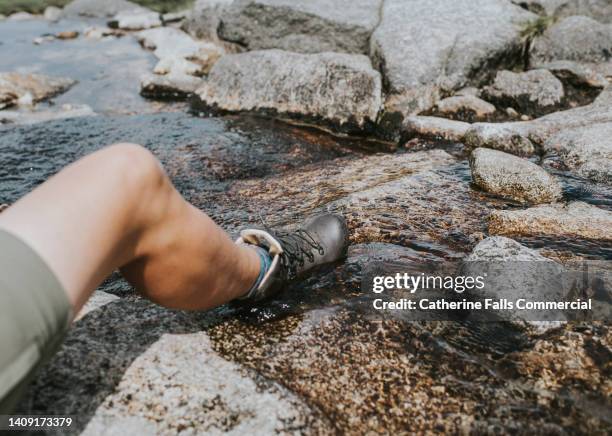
<box><xmin>239</xmin><ymin>229</ymin><xmax>283</xmax><ymax>256</ymax></box>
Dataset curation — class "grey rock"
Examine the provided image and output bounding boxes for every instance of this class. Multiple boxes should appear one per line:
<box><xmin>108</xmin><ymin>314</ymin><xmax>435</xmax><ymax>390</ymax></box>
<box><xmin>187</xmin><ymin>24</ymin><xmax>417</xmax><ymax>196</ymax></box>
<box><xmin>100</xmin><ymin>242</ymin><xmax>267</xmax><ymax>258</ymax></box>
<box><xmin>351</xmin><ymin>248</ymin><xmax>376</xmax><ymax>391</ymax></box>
<box><xmin>464</xmin><ymin>85</ymin><xmax>612</xmax><ymax>161</ymax></box>
<box><xmin>0</xmin><ymin>73</ymin><xmax>76</xmax><ymax>109</ymax></box>
<box><xmin>530</xmin><ymin>15</ymin><xmax>612</xmax><ymax>65</ymax></box>
<box><xmin>483</xmin><ymin>69</ymin><xmax>565</xmax><ymax>115</ymax></box>
<box><xmin>161</xmin><ymin>10</ymin><xmax>189</xmax><ymax>24</ymax></box>
<box><xmin>218</xmin><ymin>0</ymin><xmax>381</xmax><ymax>54</ymax></box>
<box><xmin>402</xmin><ymin>116</ymin><xmax>470</xmax><ymax>142</ymax></box>
<box><xmin>108</xmin><ymin>10</ymin><xmax>161</xmax><ymax>30</ymax></box>
<box><xmin>489</xmin><ymin>201</ymin><xmax>612</xmax><ymax>240</ymax></box>
<box><xmin>75</xmin><ymin>291</ymin><xmax>120</xmax><ymax>321</ymax></box>
<box><xmin>512</xmin><ymin>0</ymin><xmax>612</xmax><ymax>23</ymax></box>
<box><xmin>137</xmin><ymin>27</ymin><xmax>225</xmax><ymax>77</ymax></box>
<box><xmin>470</xmin><ymin>147</ymin><xmax>562</xmax><ymax>203</ymax></box>
<box><xmin>18</xmin><ymin>295</ymin><xmax>321</xmax><ymax>433</ymax></box>
<box><xmin>182</xmin><ymin>0</ymin><xmax>236</xmax><ymax>41</ymax></box>
<box><xmin>8</xmin><ymin>12</ymin><xmax>37</xmax><ymax>21</ymax></box>
<box><xmin>544</xmin><ymin>121</ymin><xmax>612</xmax><ymax>183</ymax></box>
<box><xmin>63</xmin><ymin>0</ymin><xmax>147</xmax><ymax>18</ymax></box>
<box><xmin>464</xmin><ymin>122</ymin><xmax>537</xmax><ymax>156</ymax></box>
<box><xmin>140</xmin><ymin>73</ymin><xmax>203</xmax><ymax>100</ymax></box>
<box><xmin>467</xmin><ymin>236</ymin><xmax>546</xmax><ymax>261</ymax></box>
<box><xmin>371</xmin><ymin>0</ymin><xmax>535</xmax><ymax>117</ymax></box>
<box><xmin>193</xmin><ymin>49</ymin><xmax>382</xmax><ymax>131</ymax></box>
<box><xmin>435</xmin><ymin>95</ymin><xmax>496</xmax><ymax>119</ymax></box>
<box><xmin>43</xmin><ymin>6</ymin><xmax>62</xmax><ymax>22</ymax></box>
<box><xmin>0</xmin><ymin>104</ymin><xmax>94</xmax><ymax>125</ymax></box>
<box><xmin>464</xmin><ymin>236</ymin><xmax>567</xmax><ymax>333</ymax></box>
<box><xmin>536</xmin><ymin>60</ymin><xmax>610</xmax><ymax>88</ymax></box>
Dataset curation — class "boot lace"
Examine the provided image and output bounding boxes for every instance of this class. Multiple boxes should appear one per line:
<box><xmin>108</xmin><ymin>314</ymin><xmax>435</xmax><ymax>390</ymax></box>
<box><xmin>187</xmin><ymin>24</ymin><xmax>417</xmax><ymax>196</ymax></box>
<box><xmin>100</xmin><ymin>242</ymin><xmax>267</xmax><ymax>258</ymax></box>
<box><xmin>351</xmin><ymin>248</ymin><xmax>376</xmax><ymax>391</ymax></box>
<box><xmin>271</xmin><ymin>228</ymin><xmax>325</xmax><ymax>280</ymax></box>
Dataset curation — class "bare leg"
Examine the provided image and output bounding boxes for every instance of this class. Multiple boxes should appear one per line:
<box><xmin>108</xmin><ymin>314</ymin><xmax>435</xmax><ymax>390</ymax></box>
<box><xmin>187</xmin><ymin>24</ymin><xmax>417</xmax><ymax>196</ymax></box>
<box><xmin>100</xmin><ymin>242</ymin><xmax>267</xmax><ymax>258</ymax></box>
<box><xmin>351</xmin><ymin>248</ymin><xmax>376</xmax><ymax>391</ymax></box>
<box><xmin>0</xmin><ymin>143</ymin><xmax>261</xmax><ymax>314</ymax></box>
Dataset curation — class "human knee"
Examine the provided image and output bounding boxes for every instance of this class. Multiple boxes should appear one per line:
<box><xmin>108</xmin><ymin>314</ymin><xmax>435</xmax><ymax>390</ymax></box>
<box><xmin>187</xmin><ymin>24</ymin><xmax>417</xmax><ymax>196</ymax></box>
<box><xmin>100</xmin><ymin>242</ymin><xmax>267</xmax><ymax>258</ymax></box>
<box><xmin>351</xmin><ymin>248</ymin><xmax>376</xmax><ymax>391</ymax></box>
<box><xmin>104</xmin><ymin>143</ymin><xmax>168</xmax><ymax>195</ymax></box>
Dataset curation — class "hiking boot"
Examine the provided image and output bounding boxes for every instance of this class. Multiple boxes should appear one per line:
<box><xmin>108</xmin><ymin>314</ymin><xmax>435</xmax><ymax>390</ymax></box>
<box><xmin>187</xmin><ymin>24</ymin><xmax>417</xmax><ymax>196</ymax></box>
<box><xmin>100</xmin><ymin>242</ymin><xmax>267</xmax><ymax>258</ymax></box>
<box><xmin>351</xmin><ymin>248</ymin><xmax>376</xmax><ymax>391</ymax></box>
<box><xmin>236</xmin><ymin>214</ymin><xmax>349</xmax><ymax>302</ymax></box>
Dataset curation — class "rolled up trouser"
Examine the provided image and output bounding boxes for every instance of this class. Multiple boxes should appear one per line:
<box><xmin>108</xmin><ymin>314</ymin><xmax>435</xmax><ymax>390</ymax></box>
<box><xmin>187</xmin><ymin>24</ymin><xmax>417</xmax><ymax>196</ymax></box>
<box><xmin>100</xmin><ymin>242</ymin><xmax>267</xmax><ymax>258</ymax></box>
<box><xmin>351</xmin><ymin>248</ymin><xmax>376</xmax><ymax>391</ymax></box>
<box><xmin>0</xmin><ymin>229</ymin><xmax>72</xmax><ymax>413</ymax></box>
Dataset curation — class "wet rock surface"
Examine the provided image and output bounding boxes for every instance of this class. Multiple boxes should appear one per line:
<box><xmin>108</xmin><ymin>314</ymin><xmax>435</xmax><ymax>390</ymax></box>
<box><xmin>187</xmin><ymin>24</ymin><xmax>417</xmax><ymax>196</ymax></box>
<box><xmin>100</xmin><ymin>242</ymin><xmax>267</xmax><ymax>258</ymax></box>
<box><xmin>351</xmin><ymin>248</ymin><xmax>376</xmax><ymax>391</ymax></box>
<box><xmin>483</xmin><ymin>69</ymin><xmax>565</xmax><ymax>116</ymax></box>
<box><xmin>218</xmin><ymin>0</ymin><xmax>381</xmax><ymax>54</ymax></box>
<box><xmin>0</xmin><ymin>72</ymin><xmax>75</xmax><ymax>109</ymax></box>
<box><xmin>470</xmin><ymin>147</ymin><xmax>562</xmax><ymax>204</ymax></box>
<box><xmin>193</xmin><ymin>50</ymin><xmax>382</xmax><ymax>132</ymax></box>
<box><xmin>371</xmin><ymin>0</ymin><xmax>534</xmax><ymax>117</ymax></box>
<box><xmin>489</xmin><ymin>201</ymin><xmax>612</xmax><ymax>241</ymax></box>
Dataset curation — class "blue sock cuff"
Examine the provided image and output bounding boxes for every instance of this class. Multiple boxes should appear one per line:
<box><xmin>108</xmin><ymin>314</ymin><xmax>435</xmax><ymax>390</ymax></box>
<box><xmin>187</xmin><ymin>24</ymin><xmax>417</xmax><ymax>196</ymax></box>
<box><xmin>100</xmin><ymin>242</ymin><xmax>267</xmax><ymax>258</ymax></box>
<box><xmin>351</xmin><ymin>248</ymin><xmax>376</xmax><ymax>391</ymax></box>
<box><xmin>244</xmin><ymin>246</ymin><xmax>272</xmax><ymax>298</ymax></box>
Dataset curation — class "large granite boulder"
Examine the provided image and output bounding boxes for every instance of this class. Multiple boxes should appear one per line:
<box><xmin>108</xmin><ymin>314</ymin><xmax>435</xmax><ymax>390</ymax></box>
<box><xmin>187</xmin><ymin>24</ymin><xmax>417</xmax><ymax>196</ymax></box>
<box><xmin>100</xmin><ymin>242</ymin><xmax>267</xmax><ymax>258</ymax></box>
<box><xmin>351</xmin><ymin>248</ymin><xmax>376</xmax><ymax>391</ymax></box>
<box><xmin>63</xmin><ymin>0</ymin><xmax>147</xmax><ymax>17</ymax></box>
<box><xmin>371</xmin><ymin>0</ymin><xmax>534</xmax><ymax>118</ymax></box>
<box><xmin>489</xmin><ymin>201</ymin><xmax>612</xmax><ymax>241</ymax></box>
<box><xmin>530</xmin><ymin>15</ymin><xmax>612</xmax><ymax>65</ymax></box>
<box><xmin>469</xmin><ymin>148</ymin><xmax>562</xmax><ymax>204</ymax></box>
<box><xmin>512</xmin><ymin>0</ymin><xmax>612</xmax><ymax>23</ymax></box>
<box><xmin>193</xmin><ymin>49</ymin><xmax>382</xmax><ymax>132</ymax></box>
<box><xmin>482</xmin><ymin>69</ymin><xmax>565</xmax><ymax>116</ymax></box>
<box><xmin>217</xmin><ymin>0</ymin><xmax>381</xmax><ymax>54</ymax></box>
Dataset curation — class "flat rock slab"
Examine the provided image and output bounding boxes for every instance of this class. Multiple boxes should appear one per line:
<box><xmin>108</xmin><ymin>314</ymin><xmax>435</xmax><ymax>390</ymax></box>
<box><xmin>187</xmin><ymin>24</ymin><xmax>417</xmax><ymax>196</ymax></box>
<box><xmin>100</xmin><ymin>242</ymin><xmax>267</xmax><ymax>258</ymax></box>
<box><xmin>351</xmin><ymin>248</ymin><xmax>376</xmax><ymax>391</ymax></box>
<box><xmin>530</xmin><ymin>15</ymin><xmax>612</xmax><ymax>65</ymax></box>
<box><xmin>470</xmin><ymin>147</ymin><xmax>562</xmax><ymax>204</ymax></box>
<box><xmin>483</xmin><ymin>69</ymin><xmax>565</xmax><ymax>116</ymax></box>
<box><xmin>489</xmin><ymin>201</ymin><xmax>612</xmax><ymax>241</ymax></box>
<box><xmin>0</xmin><ymin>72</ymin><xmax>75</xmax><ymax>109</ymax></box>
<box><xmin>63</xmin><ymin>0</ymin><xmax>148</xmax><ymax>17</ymax></box>
<box><xmin>218</xmin><ymin>0</ymin><xmax>381</xmax><ymax>54</ymax></box>
<box><xmin>371</xmin><ymin>0</ymin><xmax>534</xmax><ymax>116</ymax></box>
<box><xmin>193</xmin><ymin>49</ymin><xmax>382</xmax><ymax>132</ymax></box>
<box><xmin>402</xmin><ymin>116</ymin><xmax>470</xmax><ymax>142</ymax></box>
<box><xmin>434</xmin><ymin>95</ymin><xmax>496</xmax><ymax>121</ymax></box>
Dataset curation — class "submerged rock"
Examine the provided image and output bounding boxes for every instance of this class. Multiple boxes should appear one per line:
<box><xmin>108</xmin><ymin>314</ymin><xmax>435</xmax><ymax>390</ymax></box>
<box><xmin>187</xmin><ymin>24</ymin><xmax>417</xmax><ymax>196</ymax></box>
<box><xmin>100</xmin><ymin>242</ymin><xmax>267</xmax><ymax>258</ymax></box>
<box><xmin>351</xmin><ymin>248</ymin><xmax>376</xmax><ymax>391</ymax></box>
<box><xmin>0</xmin><ymin>104</ymin><xmax>94</xmax><ymax>125</ymax></box>
<box><xmin>193</xmin><ymin>49</ymin><xmax>382</xmax><ymax>132</ymax></box>
<box><xmin>434</xmin><ymin>95</ymin><xmax>496</xmax><ymax>120</ymax></box>
<box><xmin>469</xmin><ymin>148</ymin><xmax>562</xmax><ymax>204</ymax></box>
<box><xmin>0</xmin><ymin>73</ymin><xmax>76</xmax><ymax>109</ymax></box>
<box><xmin>108</xmin><ymin>10</ymin><xmax>161</xmax><ymax>30</ymax></box>
<box><xmin>530</xmin><ymin>15</ymin><xmax>612</xmax><ymax>65</ymax></box>
<box><xmin>489</xmin><ymin>201</ymin><xmax>612</xmax><ymax>241</ymax></box>
<box><xmin>63</xmin><ymin>0</ymin><xmax>147</xmax><ymax>17</ymax></box>
<box><xmin>483</xmin><ymin>69</ymin><xmax>565</xmax><ymax>115</ymax></box>
<box><xmin>371</xmin><ymin>0</ymin><xmax>534</xmax><ymax>117</ymax></box>
<box><xmin>218</xmin><ymin>0</ymin><xmax>382</xmax><ymax>54</ymax></box>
